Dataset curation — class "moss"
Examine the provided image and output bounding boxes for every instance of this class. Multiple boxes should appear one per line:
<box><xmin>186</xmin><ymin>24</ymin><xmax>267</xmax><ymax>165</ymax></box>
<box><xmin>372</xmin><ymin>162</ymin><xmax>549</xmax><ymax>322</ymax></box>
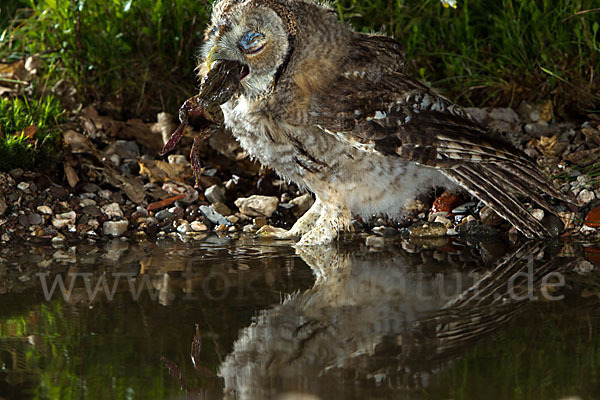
<box><xmin>0</xmin><ymin>95</ymin><xmax>64</xmax><ymax>172</ymax></box>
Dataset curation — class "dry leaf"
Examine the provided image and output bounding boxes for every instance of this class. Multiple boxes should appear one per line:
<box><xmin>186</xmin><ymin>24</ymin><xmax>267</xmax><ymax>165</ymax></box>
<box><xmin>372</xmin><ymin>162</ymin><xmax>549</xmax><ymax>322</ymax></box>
<box><xmin>138</xmin><ymin>159</ymin><xmax>190</xmax><ymax>183</ymax></box>
<box><xmin>23</xmin><ymin>125</ymin><xmax>37</xmax><ymax>140</ymax></box>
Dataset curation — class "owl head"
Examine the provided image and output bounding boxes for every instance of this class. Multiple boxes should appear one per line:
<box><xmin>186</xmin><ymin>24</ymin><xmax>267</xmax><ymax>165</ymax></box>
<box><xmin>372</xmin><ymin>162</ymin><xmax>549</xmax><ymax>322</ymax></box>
<box><xmin>199</xmin><ymin>0</ymin><xmax>346</xmax><ymax>100</ymax></box>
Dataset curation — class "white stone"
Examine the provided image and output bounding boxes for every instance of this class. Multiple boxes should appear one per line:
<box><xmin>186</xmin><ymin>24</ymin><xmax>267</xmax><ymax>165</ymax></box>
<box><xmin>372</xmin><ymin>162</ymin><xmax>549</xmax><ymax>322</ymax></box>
<box><xmin>235</xmin><ymin>195</ymin><xmax>279</xmax><ymax>217</ymax></box>
<box><xmin>79</xmin><ymin>198</ymin><xmax>97</xmax><ymax>207</ymax></box>
<box><xmin>176</xmin><ymin>221</ymin><xmax>191</xmax><ymax>234</ymax></box>
<box><xmin>17</xmin><ymin>182</ymin><xmax>30</xmax><ymax>192</ymax></box>
<box><xmin>52</xmin><ymin>211</ymin><xmax>76</xmax><ymax>229</ymax></box>
<box><xmin>577</xmin><ymin>189</ymin><xmax>595</xmax><ymax>205</ymax></box>
<box><xmin>37</xmin><ymin>205</ymin><xmax>53</xmax><ymax>215</ymax></box>
<box><xmin>531</xmin><ymin>209</ymin><xmax>545</xmax><ymax>221</ymax></box>
<box><xmin>103</xmin><ymin>220</ymin><xmax>128</xmax><ymax>236</ymax></box>
<box><xmin>101</xmin><ymin>202</ymin><xmax>124</xmax><ymax>218</ymax></box>
<box><xmin>191</xmin><ymin>221</ymin><xmax>208</xmax><ymax>231</ymax></box>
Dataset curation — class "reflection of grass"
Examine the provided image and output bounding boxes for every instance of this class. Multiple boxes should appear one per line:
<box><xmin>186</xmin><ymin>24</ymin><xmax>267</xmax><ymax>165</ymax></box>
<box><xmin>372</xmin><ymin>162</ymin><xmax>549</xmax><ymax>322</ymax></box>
<box><xmin>426</xmin><ymin>299</ymin><xmax>600</xmax><ymax>399</ymax></box>
<box><xmin>0</xmin><ymin>95</ymin><xmax>63</xmax><ymax>171</ymax></box>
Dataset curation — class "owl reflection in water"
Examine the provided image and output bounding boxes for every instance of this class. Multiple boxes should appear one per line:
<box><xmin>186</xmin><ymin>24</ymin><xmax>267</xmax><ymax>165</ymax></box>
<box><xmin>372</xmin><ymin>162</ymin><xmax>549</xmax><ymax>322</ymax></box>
<box><xmin>198</xmin><ymin>0</ymin><xmax>575</xmax><ymax>245</ymax></box>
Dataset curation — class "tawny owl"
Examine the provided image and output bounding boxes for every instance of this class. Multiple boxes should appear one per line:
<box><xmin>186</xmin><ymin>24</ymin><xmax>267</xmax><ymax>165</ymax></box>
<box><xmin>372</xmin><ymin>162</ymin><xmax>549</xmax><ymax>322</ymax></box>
<box><xmin>198</xmin><ymin>0</ymin><xmax>575</xmax><ymax>245</ymax></box>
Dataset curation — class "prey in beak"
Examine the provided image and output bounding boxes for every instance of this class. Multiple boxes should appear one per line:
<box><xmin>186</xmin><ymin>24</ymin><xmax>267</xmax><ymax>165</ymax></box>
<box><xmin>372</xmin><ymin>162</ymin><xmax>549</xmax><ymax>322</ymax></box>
<box><xmin>160</xmin><ymin>60</ymin><xmax>247</xmax><ymax>187</ymax></box>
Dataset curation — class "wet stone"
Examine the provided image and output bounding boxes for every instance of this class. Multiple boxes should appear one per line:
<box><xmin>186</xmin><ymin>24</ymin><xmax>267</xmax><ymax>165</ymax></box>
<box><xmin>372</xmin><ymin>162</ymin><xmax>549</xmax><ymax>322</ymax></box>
<box><xmin>366</xmin><ymin>235</ymin><xmax>386</xmax><ymax>247</ymax></box>
<box><xmin>103</xmin><ymin>220</ymin><xmax>129</xmax><ymax>237</ymax></box>
<box><xmin>17</xmin><ymin>182</ymin><xmax>31</xmax><ymax>192</ymax></box>
<box><xmin>199</xmin><ymin>205</ymin><xmax>232</xmax><ymax>226</ymax></box>
<box><xmin>463</xmin><ymin>222</ymin><xmax>499</xmax><ymax>237</ymax></box>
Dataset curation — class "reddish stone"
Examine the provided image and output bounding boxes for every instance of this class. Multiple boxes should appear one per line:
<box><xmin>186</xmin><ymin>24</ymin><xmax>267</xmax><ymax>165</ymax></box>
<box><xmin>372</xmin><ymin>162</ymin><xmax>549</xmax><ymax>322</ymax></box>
<box><xmin>431</xmin><ymin>193</ymin><xmax>463</xmax><ymax>214</ymax></box>
<box><xmin>584</xmin><ymin>205</ymin><xmax>600</xmax><ymax>228</ymax></box>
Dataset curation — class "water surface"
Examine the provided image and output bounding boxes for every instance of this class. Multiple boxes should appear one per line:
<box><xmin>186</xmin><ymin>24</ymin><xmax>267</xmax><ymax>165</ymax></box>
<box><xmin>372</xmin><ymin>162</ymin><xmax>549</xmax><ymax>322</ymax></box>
<box><xmin>1</xmin><ymin>235</ymin><xmax>599</xmax><ymax>399</ymax></box>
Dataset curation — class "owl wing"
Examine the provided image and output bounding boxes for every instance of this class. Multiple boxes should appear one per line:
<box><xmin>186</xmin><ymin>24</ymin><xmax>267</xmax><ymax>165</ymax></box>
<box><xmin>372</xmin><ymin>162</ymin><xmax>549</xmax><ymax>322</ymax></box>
<box><xmin>313</xmin><ymin>68</ymin><xmax>574</xmax><ymax>238</ymax></box>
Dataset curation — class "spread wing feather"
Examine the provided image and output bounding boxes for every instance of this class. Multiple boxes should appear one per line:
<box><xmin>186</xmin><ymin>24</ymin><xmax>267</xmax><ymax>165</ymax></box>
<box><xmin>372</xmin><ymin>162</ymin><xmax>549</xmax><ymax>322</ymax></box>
<box><xmin>312</xmin><ymin>37</ymin><xmax>575</xmax><ymax>237</ymax></box>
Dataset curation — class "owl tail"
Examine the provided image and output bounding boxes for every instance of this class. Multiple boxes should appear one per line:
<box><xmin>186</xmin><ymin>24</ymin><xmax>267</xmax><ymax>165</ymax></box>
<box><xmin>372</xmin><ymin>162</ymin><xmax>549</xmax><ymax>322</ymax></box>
<box><xmin>443</xmin><ymin>162</ymin><xmax>576</xmax><ymax>238</ymax></box>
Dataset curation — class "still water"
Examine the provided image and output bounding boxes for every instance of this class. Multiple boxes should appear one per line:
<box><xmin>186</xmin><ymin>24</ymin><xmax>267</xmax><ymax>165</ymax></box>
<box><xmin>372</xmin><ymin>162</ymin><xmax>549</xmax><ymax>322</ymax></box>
<box><xmin>1</xmin><ymin>234</ymin><xmax>599</xmax><ymax>399</ymax></box>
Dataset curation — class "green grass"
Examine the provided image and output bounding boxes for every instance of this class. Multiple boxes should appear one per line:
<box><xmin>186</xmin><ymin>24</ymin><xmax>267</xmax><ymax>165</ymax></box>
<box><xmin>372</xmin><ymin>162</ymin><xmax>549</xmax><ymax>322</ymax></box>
<box><xmin>0</xmin><ymin>0</ymin><xmax>598</xmax><ymax>120</ymax></box>
<box><xmin>337</xmin><ymin>0</ymin><xmax>600</xmax><ymax>114</ymax></box>
<box><xmin>1</xmin><ymin>0</ymin><xmax>211</xmax><ymax>119</ymax></box>
<box><xmin>0</xmin><ymin>95</ymin><xmax>64</xmax><ymax>171</ymax></box>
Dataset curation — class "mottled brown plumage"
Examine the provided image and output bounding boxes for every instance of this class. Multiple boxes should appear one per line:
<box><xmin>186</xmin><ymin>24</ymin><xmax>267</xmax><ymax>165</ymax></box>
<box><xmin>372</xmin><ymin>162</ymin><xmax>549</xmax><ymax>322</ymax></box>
<box><xmin>200</xmin><ymin>0</ymin><xmax>576</xmax><ymax>244</ymax></box>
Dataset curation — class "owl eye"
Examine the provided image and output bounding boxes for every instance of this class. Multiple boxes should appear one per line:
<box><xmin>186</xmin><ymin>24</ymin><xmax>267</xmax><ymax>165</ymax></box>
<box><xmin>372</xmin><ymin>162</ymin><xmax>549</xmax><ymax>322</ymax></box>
<box><xmin>239</xmin><ymin>31</ymin><xmax>266</xmax><ymax>55</ymax></box>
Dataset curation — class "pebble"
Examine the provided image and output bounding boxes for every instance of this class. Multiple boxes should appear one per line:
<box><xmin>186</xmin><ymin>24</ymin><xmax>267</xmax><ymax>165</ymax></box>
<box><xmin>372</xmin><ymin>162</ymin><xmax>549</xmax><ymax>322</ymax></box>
<box><xmin>205</xmin><ymin>185</ymin><xmax>226</xmax><ymax>203</ymax></box>
<box><xmin>365</xmin><ymin>235</ymin><xmax>386</xmax><ymax>247</ymax></box>
<box><xmin>199</xmin><ymin>205</ymin><xmax>232</xmax><ymax>226</ymax></box>
<box><xmin>101</xmin><ymin>202</ymin><xmax>124</xmax><ymax>218</ymax></box>
<box><xmin>79</xmin><ymin>198</ymin><xmax>97</xmax><ymax>207</ymax></box>
<box><xmin>176</xmin><ymin>220</ymin><xmax>192</xmax><ymax>234</ymax></box>
<box><xmin>103</xmin><ymin>220</ymin><xmax>129</xmax><ymax>236</ymax></box>
<box><xmin>82</xmin><ymin>205</ymin><xmax>102</xmax><ymax>217</ymax></box>
<box><xmin>235</xmin><ymin>195</ymin><xmax>279</xmax><ymax>217</ymax></box>
<box><xmin>290</xmin><ymin>193</ymin><xmax>314</xmax><ymax>216</ymax></box>
<box><xmin>574</xmin><ymin>260</ymin><xmax>595</xmax><ymax>275</ymax></box>
<box><xmin>88</xmin><ymin>219</ymin><xmax>100</xmax><ymax>229</ymax></box>
<box><xmin>52</xmin><ymin>211</ymin><xmax>76</xmax><ymax>229</ymax></box>
<box><xmin>98</xmin><ymin>189</ymin><xmax>112</xmax><ymax>200</ymax></box>
<box><xmin>17</xmin><ymin>182</ymin><xmax>30</xmax><ymax>192</ymax></box>
<box><xmin>155</xmin><ymin>209</ymin><xmax>176</xmax><ymax>222</ymax></box>
<box><xmin>577</xmin><ymin>189</ymin><xmax>595</xmax><ymax>205</ymax></box>
<box><xmin>531</xmin><ymin>209</ymin><xmax>545</xmax><ymax>221</ymax></box>
<box><xmin>28</xmin><ymin>213</ymin><xmax>42</xmax><ymax>225</ymax></box>
<box><xmin>190</xmin><ymin>221</ymin><xmax>209</xmax><ymax>231</ymax></box>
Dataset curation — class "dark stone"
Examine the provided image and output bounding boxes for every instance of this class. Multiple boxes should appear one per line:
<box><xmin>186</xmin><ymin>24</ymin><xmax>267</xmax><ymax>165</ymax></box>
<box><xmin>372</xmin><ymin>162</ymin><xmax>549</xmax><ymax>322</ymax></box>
<box><xmin>18</xmin><ymin>214</ymin><xmax>30</xmax><ymax>227</ymax></box>
<box><xmin>542</xmin><ymin>214</ymin><xmax>564</xmax><ymax>237</ymax></box>
<box><xmin>463</xmin><ymin>222</ymin><xmax>499</xmax><ymax>237</ymax></box>
<box><xmin>110</xmin><ymin>191</ymin><xmax>124</xmax><ymax>204</ymax></box>
<box><xmin>28</xmin><ymin>213</ymin><xmax>42</xmax><ymax>225</ymax></box>
<box><xmin>82</xmin><ymin>205</ymin><xmax>102</xmax><ymax>217</ymax></box>
<box><xmin>155</xmin><ymin>209</ymin><xmax>176</xmax><ymax>222</ymax></box>
<box><xmin>82</xmin><ymin>183</ymin><xmax>100</xmax><ymax>193</ymax></box>
<box><xmin>50</xmin><ymin>185</ymin><xmax>68</xmax><ymax>200</ymax></box>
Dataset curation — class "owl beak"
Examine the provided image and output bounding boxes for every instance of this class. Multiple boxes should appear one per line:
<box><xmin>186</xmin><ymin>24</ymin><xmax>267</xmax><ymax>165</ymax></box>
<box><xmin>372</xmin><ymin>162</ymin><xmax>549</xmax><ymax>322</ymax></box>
<box><xmin>206</xmin><ymin>45</ymin><xmax>221</xmax><ymax>71</ymax></box>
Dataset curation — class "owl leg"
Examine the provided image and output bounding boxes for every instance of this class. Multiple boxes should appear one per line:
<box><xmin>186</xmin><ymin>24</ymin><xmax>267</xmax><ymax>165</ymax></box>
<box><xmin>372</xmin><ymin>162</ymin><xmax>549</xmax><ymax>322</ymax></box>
<box><xmin>296</xmin><ymin>203</ymin><xmax>351</xmax><ymax>246</ymax></box>
<box><xmin>288</xmin><ymin>197</ymin><xmax>323</xmax><ymax>237</ymax></box>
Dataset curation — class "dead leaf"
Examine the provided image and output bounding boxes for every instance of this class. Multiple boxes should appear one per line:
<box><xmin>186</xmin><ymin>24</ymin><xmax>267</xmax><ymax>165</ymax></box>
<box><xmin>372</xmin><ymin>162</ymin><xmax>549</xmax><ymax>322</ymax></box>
<box><xmin>539</xmin><ymin>100</ymin><xmax>553</xmax><ymax>123</ymax></box>
<box><xmin>23</xmin><ymin>125</ymin><xmax>37</xmax><ymax>140</ymax></box>
<box><xmin>103</xmin><ymin>165</ymin><xmax>145</xmax><ymax>204</ymax></box>
<box><xmin>138</xmin><ymin>159</ymin><xmax>190</xmax><ymax>183</ymax></box>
